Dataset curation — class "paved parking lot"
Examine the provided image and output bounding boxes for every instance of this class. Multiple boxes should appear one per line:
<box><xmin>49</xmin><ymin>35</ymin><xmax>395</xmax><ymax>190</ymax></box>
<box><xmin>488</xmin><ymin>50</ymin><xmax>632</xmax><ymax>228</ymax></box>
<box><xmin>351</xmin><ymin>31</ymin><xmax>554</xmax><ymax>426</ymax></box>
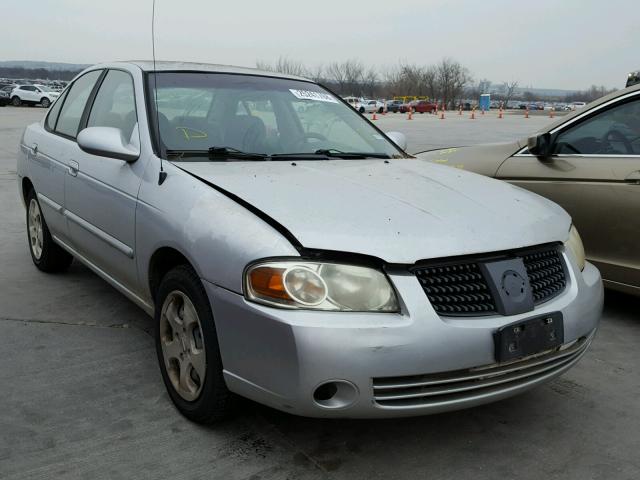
<box><xmin>1</xmin><ymin>106</ymin><xmax>639</xmax><ymax>480</ymax></box>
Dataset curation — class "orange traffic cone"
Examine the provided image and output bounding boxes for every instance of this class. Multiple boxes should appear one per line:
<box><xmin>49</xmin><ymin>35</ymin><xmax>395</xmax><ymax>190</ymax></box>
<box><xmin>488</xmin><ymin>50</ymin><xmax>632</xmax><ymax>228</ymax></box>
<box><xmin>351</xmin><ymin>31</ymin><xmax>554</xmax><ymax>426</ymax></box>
<box><xmin>470</xmin><ymin>108</ymin><xmax>476</xmax><ymax>119</ymax></box>
<box><xmin>372</xmin><ymin>112</ymin><xmax>378</xmax><ymax>121</ymax></box>
<box><xmin>407</xmin><ymin>109</ymin><xmax>413</xmax><ymax>120</ymax></box>
<box><xmin>525</xmin><ymin>107</ymin><xmax>529</xmax><ymax>118</ymax></box>
<box><xmin>498</xmin><ymin>108</ymin><xmax>503</xmax><ymax>119</ymax></box>
<box><xmin>549</xmin><ymin>107</ymin><xmax>555</xmax><ymax>118</ymax></box>
<box><xmin>439</xmin><ymin>107</ymin><xmax>445</xmax><ymax>120</ymax></box>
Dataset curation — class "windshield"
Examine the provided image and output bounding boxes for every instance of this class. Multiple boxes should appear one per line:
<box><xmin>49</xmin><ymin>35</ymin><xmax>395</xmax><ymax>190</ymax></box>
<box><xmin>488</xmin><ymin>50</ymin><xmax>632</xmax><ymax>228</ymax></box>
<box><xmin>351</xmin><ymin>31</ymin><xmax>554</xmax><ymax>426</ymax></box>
<box><xmin>146</xmin><ymin>72</ymin><xmax>403</xmax><ymax>159</ymax></box>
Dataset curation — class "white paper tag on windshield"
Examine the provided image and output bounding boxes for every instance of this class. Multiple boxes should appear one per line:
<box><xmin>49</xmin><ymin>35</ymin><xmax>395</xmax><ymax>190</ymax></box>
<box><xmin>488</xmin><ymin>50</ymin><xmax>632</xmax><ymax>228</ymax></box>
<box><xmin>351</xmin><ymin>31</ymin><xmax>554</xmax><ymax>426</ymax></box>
<box><xmin>289</xmin><ymin>89</ymin><xmax>338</xmax><ymax>103</ymax></box>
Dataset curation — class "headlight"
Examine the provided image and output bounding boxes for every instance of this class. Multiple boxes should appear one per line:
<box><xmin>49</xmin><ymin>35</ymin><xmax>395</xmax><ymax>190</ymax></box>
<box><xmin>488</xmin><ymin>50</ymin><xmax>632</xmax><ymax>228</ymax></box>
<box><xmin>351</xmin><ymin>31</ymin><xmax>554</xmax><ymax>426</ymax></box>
<box><xmin>565</xmin><ymin>225</ymin><xmax>585</xmax><ymax>271</ymax></box>
<box><xmin>245</xmin><ymin>260</ymin><xmax>399</xmax><ymax>312</ymax></box>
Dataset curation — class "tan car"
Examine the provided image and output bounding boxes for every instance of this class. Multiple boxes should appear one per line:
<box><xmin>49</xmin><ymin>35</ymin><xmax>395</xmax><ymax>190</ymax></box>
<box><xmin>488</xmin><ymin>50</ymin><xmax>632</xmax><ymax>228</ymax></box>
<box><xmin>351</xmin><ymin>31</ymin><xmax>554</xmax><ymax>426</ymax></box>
<box><xmin>417</xmin><ymin>83</ymin><xmax>640</xmax><ymax>296</ymax></box>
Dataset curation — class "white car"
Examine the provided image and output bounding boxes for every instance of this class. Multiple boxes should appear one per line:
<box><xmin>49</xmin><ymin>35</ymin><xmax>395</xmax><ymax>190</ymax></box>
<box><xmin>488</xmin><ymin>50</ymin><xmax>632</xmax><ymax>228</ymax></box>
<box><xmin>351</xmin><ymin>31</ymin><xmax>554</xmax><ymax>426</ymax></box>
<box><xmin>361</xmin><ymin>99</ymin><xmax>385</xmax><ymax>114</ymax></box>
<box><xmin>570</xmin><ymin>101</ymin><xmax>587</xmax><ymax>111</ymax></box>
<box><xmin>343</xmin><ymin>96</ymin><xmax>365</xmax><ymax>113</ymax></box>
<box><xmin>11</xmin><ymin>84</ymin><xmax>60</xmax><ymax>108</ymax></box>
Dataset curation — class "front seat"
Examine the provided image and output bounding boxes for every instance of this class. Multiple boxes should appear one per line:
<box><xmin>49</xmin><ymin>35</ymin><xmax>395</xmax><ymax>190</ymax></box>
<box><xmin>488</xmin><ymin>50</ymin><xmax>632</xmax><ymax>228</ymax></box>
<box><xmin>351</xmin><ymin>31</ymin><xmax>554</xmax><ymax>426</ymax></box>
<box><xmin>224</xmin><ymin>116</ymin><xmax>267</xmax><ymax>153</ymax></box>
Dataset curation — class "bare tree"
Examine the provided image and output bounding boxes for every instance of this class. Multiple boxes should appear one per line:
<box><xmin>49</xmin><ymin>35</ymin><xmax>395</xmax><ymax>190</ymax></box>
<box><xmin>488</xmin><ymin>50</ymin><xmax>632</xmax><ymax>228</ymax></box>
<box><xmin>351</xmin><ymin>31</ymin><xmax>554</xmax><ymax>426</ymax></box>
<box><xmin>501</xmin><ymin>80</ymin><xmax>519</xmax><ymax>107</ymax></box>
<box><xmin>326</xmin><ymin>62</ymin><xmax>348</xmax><ymax>94</ymax></box>
<box><xmin>308</xmin><ymin>64</ymin><xmax>325</xmax><ymax>83</ymax></box>
<box><xmin>256</xmin><ymin>57</ymin><xmax>308</xmax><ymax>77</ymax></box>
<box><xmin>343</xmin><ymin>59</ymin><xmax>365</xmax><ymax>95</ymax></box>
<box><xmin>361</xmin><ymin>66</ymin><xmax>378</xmax><ymax>98</ymax></box>
<box><xmin>437</xmin><ymin>58</ymin><xmax>471</xmax><ymax>109</ymax></box>
<box><xmin>422</xmin><ymin>66</ymin><xmax>439</xmax><ymax>100</ymax></box>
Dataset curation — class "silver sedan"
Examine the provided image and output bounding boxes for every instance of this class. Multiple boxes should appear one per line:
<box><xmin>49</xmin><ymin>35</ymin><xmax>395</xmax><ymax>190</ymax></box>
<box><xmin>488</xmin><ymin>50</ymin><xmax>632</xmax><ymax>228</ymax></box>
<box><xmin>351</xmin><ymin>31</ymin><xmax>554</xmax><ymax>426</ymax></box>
<box><xmin>16</xmin><ymin>61</ymin><xmax>603</xmax><ymax>422</ymax></box>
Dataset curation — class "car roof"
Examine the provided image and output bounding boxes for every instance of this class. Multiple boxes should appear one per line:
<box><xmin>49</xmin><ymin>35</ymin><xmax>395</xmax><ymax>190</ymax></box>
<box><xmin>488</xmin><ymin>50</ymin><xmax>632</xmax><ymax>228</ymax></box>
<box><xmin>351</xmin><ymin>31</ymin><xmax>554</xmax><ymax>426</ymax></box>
<box><xmin>89</xmin><ymin>60</ymin><xmax>311</xmax><ymax>82</ymax></box>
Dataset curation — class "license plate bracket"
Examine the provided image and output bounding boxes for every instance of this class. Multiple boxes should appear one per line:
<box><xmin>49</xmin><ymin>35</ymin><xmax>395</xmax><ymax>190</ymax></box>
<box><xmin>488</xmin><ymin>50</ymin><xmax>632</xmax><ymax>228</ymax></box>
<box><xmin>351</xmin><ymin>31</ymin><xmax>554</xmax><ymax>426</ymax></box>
<box><xmin>494</xmin><ymin>312</ymin><xmax>564</xmax><ymax>362</ymax></box>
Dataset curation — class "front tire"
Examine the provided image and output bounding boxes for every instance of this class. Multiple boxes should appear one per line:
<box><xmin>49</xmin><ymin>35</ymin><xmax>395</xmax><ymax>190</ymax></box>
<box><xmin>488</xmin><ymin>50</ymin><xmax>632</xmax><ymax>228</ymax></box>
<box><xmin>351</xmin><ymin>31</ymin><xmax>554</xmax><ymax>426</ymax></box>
<box><xmin>41</xmin><ymin>98</ymin><xmax>51</xmax><ymax>108</ymax></box>
<box><xmin>154</xmin><ymin>265</ymin><xmax>233</xmax><ymax>423</ymax></box>
<box><xmin>11</xmin><ymin>96</ymin><xmax>21</xmax><ymax>106</ymax></box>
<box><xmin>26</xmin><ymin>189</ymin><xmax>73</xmax><ymax>272</ymax></box>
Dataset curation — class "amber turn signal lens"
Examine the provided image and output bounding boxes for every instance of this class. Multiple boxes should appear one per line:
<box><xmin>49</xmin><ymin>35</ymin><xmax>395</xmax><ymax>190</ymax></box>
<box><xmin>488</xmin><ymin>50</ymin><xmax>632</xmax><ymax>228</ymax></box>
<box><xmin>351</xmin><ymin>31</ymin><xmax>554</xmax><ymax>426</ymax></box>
<box><xmin>248</xmin><ymin>266</ymin><xmax>291</xmax><ymax>301</ymax></box>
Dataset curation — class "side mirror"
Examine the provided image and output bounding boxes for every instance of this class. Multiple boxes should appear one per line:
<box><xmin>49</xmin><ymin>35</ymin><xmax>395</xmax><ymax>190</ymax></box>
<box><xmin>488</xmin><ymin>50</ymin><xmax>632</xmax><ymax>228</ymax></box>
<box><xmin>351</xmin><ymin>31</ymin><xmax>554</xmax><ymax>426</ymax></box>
<box><xmin>527</xmin><ymin>133</ymin><xmax>553</xmax><ymax>158</ymax></box>
<box><xmin>77</xmin><ymin>126</ymin><xmax>139</xmax><ymax>162</ymax></box>
<box><xmin>386</xmin><ymin>131</ymin><xmax>408</xmax><ymax>151</ymax></box>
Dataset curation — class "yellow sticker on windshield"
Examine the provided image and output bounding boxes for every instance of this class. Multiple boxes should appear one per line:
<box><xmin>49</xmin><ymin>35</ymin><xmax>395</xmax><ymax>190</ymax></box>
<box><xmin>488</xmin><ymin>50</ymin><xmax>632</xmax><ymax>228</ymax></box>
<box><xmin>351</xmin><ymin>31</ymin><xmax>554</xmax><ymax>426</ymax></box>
<box><xmin>176</xmin><ymin>127</ymin><xmax>208</xmax><ymax>140</ymax></box>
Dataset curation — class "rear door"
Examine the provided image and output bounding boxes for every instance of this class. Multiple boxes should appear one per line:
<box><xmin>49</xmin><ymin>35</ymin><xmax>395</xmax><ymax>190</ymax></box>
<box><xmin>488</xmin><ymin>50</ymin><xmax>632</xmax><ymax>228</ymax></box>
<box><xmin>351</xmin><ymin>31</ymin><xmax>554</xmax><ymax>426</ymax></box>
<box><xmin>30</xmin><ymin>70</ymin><xmax>103</xmax><ymax>243</ymax></box>
<box><xmin>497</xmin><ymin>92</ymin><xmax>640</xmax><ymax>290</ymax></box>
<box><xmin>64</xmin><ymin>68</ymin><xmax>146</xmax><ymax>292</ymax></box>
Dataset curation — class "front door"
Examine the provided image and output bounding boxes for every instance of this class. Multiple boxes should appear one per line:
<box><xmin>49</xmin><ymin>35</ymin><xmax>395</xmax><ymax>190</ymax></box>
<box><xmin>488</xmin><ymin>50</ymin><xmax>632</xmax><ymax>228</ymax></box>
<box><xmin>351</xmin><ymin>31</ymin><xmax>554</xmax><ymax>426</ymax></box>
<box><xmin>497</xmin><ymin>93</ymin><xmax>640</xmax><ymax>290</ymax></box>
<box><xmin>64</xmin><ymin>69</ymin><xmax>146</xmax><ymax>293</ymax></box>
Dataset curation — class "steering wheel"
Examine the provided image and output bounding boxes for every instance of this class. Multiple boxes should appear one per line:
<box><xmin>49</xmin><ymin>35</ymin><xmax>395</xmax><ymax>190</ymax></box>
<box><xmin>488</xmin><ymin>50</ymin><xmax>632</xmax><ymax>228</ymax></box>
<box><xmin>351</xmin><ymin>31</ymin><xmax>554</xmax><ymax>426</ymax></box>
<box><xmin>602</xmin><ymin>129</ymin><xmax>633</xmax><ymax>154</ymax></box>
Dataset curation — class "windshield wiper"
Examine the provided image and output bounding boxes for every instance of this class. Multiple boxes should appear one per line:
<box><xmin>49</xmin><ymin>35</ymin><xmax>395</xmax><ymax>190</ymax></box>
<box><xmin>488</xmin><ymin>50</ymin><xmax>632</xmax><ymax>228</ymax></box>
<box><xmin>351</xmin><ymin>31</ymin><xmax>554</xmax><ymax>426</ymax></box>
<box><xmin>166</xmin><ymin>147</ymin><xmax>391</xmax><ymax>161</ymax></box>
<box><xmin>313</xmin><ymin>149</ymin><xmax>391</xmax><ymax>159</ymax></box>
<box><xmin>208</xmin><ymin>146</ymin><xmax>268</xmax><ymax>160</ymax></box>
<box><xmin>165</xmin><ymin>147</ymin><xmax>267</xmax><ymax>161</ymax></box>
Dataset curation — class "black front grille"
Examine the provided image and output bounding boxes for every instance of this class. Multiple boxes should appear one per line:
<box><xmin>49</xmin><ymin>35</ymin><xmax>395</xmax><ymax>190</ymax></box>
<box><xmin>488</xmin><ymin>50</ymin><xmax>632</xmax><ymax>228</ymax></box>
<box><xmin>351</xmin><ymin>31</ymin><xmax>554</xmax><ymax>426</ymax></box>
<box><xmin>414</xmin><ymin>263</ymin><xmax>497</xmax><ymax>315</ymax></box>
<box><xmin>522</xmin><ymin>249</ymin><xmax>567</xmax><ymax>303</ymax></box>
<box><xmin>413</xmin><ymin>244</ymin><xmax>567</xmax><ymax>317</ymax></box>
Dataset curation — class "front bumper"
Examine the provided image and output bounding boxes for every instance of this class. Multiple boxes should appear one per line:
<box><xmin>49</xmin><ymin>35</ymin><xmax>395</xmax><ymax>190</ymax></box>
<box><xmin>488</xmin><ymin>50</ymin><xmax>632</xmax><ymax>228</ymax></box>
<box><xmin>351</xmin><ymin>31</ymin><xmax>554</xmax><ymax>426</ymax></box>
<box><xmin>206</xmin><ymin>254</ymin><xmax>603</xmax><ymax>418</ymax></box>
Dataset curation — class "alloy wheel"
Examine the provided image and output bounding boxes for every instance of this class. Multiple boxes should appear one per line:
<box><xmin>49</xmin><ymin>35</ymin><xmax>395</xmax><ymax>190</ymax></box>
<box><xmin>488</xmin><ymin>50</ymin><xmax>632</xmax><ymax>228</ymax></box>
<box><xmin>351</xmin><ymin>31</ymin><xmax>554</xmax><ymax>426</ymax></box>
<box><xmin>159</xmin><ymin>290</ymin><xmax>207</xmax><ymax>401</ymax></box>
<box><xmin>28</xmin><ymin>199</ymin><xmax>44</xmax><ymax>260</ymax></box>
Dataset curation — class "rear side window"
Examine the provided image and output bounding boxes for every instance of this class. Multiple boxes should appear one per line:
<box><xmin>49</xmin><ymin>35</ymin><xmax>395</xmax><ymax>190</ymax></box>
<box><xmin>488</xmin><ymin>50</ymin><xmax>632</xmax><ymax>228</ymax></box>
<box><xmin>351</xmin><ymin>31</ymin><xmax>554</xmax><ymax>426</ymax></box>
<box><xmin>87</xmin><ymin>70</ymin><xmax>137</xmax><ymax>140</ymax></box>
<box><xmin>45</xmin><ymin>89</ymin><xmax>69</xmax><ymax>131</ymax></box>
<box><xmin>55</xmin><ymin>70</ymin><xmax>102</xmax><ymax>138</ymax></box>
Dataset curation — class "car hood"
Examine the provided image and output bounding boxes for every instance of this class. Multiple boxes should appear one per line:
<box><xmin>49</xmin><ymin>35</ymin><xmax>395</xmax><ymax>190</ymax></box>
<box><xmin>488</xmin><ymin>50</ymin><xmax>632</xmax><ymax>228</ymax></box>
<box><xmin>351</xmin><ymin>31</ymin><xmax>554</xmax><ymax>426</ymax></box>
<box><xmin>174</xmin><ymin>159</ymin><xmax>571</xmax><ymax>264</ymax></box>
<box><xmin>415</xmin><ymin>142</ymin><xmax>523</xmax><ymax>177</ymax></box>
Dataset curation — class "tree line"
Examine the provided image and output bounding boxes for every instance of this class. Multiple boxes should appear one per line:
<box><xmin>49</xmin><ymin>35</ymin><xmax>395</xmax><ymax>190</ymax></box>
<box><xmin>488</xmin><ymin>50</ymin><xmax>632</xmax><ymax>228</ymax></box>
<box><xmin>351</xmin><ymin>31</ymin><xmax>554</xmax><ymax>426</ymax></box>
<box><xmin>257</xmin><ymin>57</ymin><xmax>618</xmax><ymax>106</ymax></box>
<box><xmin>0</xmin><ymin>67</ymin><xmax>82</xmax><ymax>82</ymax></box>
<box><xmin>257</xmin><ymin>57</ymin><xmax>473</xmax><ymax>108</ymax></box>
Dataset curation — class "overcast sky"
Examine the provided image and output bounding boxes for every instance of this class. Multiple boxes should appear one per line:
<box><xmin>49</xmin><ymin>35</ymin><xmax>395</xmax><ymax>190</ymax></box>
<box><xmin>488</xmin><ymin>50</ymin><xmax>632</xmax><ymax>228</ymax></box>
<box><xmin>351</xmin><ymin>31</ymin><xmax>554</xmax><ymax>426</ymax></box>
<box><xmin>2</xmin><ymin>0</ymin><xmax>637</xmax><ymax>90</ymax></box>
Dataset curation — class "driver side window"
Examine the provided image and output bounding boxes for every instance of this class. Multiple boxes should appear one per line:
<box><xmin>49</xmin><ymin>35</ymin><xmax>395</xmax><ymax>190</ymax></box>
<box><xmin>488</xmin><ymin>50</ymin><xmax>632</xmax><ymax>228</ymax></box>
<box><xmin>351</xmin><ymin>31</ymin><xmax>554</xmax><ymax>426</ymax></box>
<box><xmin>554</xmin><ymin>98</ymin><xmax>640</xmax><ymax>155</ymax></box>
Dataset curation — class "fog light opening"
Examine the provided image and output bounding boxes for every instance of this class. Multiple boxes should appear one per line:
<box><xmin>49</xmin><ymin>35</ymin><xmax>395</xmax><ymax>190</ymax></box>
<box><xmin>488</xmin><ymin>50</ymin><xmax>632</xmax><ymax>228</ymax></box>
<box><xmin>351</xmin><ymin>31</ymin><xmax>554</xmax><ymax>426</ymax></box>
<box><xmin>314</xmin><ymin>382</ymin><xmax>338</xmax><ymax>402</ymax></box>
<box><xmin>312</xmin><ymin>380</ymin><xmax>358</xmax><ymax>409</ymax></box>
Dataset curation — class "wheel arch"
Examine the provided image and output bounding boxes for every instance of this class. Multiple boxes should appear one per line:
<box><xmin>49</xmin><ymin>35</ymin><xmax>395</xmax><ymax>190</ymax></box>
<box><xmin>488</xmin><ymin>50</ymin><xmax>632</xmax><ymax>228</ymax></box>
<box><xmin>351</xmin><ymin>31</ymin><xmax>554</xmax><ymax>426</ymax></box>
<box><xmin>21</xmin><ymin>176</ymin><xmax>34</xmax><ymax>205</ymax></box>
<box><xmin>148</xmin><ymin>246</ymin><xmax>198</xmax><ymax>301</ymax></box>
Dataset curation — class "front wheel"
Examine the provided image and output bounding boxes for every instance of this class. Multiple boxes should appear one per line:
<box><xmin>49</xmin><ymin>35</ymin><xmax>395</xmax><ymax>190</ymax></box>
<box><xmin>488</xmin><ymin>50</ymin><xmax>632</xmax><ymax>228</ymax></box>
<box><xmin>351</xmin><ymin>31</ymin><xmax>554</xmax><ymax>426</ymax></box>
<box><xmin>26</xmin><ymin>189</ymin><xmax>73</xmax><ymax>272</ymax></box>
<box><xmin>155</xmin><ymin>265</ymin><xmax>233</xmax><ymax>423</ymax></box>
<box><xmin>40</xmin><ymin>98</ymin><xmax>51</xmax><ymax>108</ymax></box>
<box><xmin>11</xmin><ymin>96</ymin><xmax>21</xmax><ymax>106</ymax></box>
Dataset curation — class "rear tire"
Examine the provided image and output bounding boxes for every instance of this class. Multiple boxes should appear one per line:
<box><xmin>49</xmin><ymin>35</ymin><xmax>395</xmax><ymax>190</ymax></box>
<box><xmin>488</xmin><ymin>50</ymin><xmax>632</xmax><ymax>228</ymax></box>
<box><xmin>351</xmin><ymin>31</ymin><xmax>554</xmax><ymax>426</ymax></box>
<box><xmin>154</xmin><ymin>265</ymin><xmax>233</xmax><ymax>424</ymax></box>
<box><xmin>26</xmin><ymin>189</ymin><xmax>73</xmax><ymax>273</ymax></box>
<box><xmin>41</xmin><ymin>98</ymin><xmax>51</xmax><ymax>108</ymax></box>
<box><xmin>11</xmin><ymin>96</ymin><xmax>21</xmax><ymax>106</ymax></box>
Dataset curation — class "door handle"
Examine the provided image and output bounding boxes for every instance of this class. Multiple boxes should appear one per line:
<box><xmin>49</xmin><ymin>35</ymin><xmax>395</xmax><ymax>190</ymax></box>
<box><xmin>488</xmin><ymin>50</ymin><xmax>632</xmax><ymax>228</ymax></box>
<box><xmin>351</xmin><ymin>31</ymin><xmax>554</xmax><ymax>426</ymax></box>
<box><xmin>30</xmin><ymin>143</ymin><xmax>38</xmax><ymax>156</ymax></box>
<box><xmin>68</xmin><ymin>160</ymin><xmax>79</xmax><ymax>177</ymax></box>
<box><xmin>624</xmin><ymin>171</ymin><xmax>640</xmax><ymax>184</ymax></box>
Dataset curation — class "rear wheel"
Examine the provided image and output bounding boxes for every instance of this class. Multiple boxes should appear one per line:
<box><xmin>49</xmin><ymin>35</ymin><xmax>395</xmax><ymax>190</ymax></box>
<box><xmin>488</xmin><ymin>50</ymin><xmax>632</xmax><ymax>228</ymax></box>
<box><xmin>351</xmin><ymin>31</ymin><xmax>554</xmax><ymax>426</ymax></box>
<box><xmin>11</xmin><ymin>96</ymin><xmax>21</xmax><ymax>106</ymax></box>
<box><xmin>40</xmin><ymin>97</ymin><xmax>50</xmax><ymax>108</ymax></box>
<box><xmin>26</xmin><ymin>189</ymin><xmax>73</xmax><ymax>272</ymax></box>
<box><xmin>154</xmin><ymin>265</ymin><xmax>233</xmax><ymax>423</ymax></box>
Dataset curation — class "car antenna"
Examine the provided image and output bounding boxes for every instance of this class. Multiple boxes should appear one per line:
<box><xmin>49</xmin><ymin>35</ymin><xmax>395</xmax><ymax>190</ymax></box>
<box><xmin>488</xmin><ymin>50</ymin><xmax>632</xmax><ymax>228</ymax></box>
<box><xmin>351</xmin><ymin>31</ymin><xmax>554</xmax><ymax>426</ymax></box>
<box><xmin>152</xmin><ymin>0</ymin><xmax>167</xmax><ymax>185</ymax></box>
